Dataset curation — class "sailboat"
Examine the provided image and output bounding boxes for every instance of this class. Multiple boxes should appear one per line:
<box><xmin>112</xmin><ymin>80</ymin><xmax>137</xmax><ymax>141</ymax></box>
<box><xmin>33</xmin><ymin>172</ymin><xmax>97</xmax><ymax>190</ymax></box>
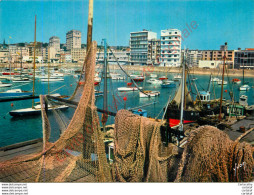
<box><xmin>239</xmin><ymin>61</ymin><xmax>250</xmax><ymax>91</ymax></box>
<box><xmin>9</xmin><ymin>16</ymin><xmax>68</xmax><ymax>117</ymax></box>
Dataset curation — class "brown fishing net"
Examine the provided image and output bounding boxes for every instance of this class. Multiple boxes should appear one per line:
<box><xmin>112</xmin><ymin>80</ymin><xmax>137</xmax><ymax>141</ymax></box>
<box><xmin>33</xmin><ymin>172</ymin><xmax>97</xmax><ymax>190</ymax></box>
<box><xmin>175</xmin><ymin>125</ymin><xmax>254</xmax><ymax>182</ymax></box>
<box><xmin>0</xmin><ymin>41</ymin><xmax>111</xmax><ymax>182</ymax></box>
<box><xmin>112</xmin><ymin>109</ymin><xmax>180</xmax><ymax>182</ymax></box>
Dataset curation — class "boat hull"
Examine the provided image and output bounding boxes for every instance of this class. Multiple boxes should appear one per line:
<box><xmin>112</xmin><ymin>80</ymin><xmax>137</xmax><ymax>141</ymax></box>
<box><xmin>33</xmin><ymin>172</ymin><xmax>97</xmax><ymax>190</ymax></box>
<box><xmin>9</xmin><ymin>105</ymin><xmax>68</xmax><ymax>117</ymax></box>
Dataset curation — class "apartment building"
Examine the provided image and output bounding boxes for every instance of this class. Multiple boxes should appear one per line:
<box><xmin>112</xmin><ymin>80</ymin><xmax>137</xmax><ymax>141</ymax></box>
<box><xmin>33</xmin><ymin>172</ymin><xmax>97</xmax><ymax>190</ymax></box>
<box><xmin>66</xmin><ymin>30</ymin><xmax>81</xmax><ymax>51</ymax></box>
<box><xmin>160</xmin><ymin>29</ymin><xmax>181</xmax><ymax>67</ymax></box>
<box><xmin>234</xmin><ymin>48</ymin><xmax>254</xmax><ymax>69</ymax></box>
<box><xmin>148</xmin><ymin>39</ymin><xmax>161</xmax><ymax>65</ymax></box>
<box><xmin>130</xmin><ymin>30</ymin><xmax>157</xmax><ymax>65</ymax></box>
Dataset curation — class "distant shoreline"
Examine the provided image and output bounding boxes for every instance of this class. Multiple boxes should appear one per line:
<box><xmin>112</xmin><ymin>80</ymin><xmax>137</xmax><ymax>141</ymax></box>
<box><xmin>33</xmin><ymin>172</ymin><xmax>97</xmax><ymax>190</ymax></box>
<box><xmin>111</xmin><ymin>65</ymin><xmax>254</xmax><ymax>78</ymax></box>
<box><xmin>0</xmin><ymin>63</ymin><xmax>253</xmax><ymax>78</ymax></box>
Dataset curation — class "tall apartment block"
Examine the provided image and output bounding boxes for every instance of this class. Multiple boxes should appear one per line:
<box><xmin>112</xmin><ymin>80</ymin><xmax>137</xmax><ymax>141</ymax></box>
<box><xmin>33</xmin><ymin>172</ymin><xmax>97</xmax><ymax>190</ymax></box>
<box><xmin>160</xmin><ymin>29</ymin><xmax>181</xmax><ymax>67</ymax></box>
<box><xmin>49</xmin><ymin>36</ymin><xmax>60</xmax><ymax>52</ymax></box>
<box><xmin>130</xmin><ymin>30</ymin><xmax>157</xmax><ymax>65</ymax></box>
<box><xmin>66</xmin><ymin>30</ymin><xmax>81</xmax><ymax>51</ymax></box>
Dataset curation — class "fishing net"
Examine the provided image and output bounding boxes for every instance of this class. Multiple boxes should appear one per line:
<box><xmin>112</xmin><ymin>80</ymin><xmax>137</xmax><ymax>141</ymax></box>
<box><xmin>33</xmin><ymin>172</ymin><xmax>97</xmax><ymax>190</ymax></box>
<box><xmin>112</xmin><ymin>109</ymin><xmax>181</xmax><ymax>182</ymax></box>
<box><xmin>175</xmin><ymin>125</ymin><xmax>254</xmax><ymax>182</ymax></box>
<box><xmin>0</xmin><ymin>41</ymin><xmax>112</xmax><ymax>182</ymax></box>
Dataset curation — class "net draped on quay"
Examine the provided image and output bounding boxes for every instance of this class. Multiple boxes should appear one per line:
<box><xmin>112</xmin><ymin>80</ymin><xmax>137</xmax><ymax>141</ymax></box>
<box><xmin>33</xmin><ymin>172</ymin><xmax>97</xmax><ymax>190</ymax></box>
<box><xmin>0</xmin><ymin>41</ymin><xmax>253</xmax><ymax>182</ymax></box>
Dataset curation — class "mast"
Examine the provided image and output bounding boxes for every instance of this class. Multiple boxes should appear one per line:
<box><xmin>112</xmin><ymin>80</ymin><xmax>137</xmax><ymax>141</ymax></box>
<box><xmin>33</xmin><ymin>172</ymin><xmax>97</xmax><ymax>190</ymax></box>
<box><xmin>86</xmin><ymin>0</ymin><xmax>93</xmax><ymax>52</ymax></box>
<box><xmin>32</xmin><ymin>15</ymin><xmax>36</xmax><ymax>108</ymax></box>
<box><xmin>102</xmin><ymin>39</ymin><xmax>108</xmax><ymax>132</ymax></box>
<box><xmin>179</xmin><ymin>50</ymin><xmax>185</xmax><ymax>132</ymax></box>
<box><xmin>219</xmin><ymin>42</ymin><xmax>227</xmax><ymax>120</ymax></box>
<box><xmin>243</xmin><ymin>60</ymin><xmax>245</xmax><ymax>84</ymax></box>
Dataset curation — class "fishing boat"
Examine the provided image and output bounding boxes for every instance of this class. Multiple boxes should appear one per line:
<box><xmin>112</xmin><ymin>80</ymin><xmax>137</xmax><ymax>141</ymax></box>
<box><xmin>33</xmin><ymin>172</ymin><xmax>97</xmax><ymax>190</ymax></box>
<box><xmin>0</xmin><ymin>89</ymin><xmax>33</xmax><ymax>99</ymax></box>
<box><xmin>139</xmin><ymin>90</ymin><xmax>160</xmax><ymax>98</ymax></box>
<box><xmin>117</xmin><ymin>86</ymin><xmax>142</xmax><ymax>92</ymax></box>
<box><xmin>41</xmin><ymin>78</ymin><xmax>64</xmax><ymax>82</ymax></box>
<box><xmin>232</xmin><ymin>78</ymin><xmax>241</xmax><ymax>84</ymax></box>
<box><xmin>0</xmin><ymin>81</ymin><xmax>12</xmax><ymax>88</ymax></box>
<box><xmin>159</xmin><ymin>76</ymin><xmax>168</xmax><ymax>80</ymax></box>
<box><xmin>9</xmin><ymin>104</ymin><xmax>69</xmax><ymax>117</ymax></box>
<box><xmin>147</xmin><ymin>79</ymin><xmax>162</xmax><ymax>84</ymax></box>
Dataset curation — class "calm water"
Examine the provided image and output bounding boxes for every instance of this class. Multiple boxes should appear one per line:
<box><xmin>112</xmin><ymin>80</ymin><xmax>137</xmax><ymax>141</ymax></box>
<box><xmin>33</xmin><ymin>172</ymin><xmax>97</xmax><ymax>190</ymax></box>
<box><xmin>0</xmin><ymin>71</ymin><xmax>253</xmax><ymax>147</ymax></box>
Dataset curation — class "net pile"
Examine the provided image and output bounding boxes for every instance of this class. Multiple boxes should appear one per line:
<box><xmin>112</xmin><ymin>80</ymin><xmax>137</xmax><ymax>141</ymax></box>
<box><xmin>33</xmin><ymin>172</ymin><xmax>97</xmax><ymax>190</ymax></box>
<box><xmin>112</xmin><ymin>109</ymin><xmax>181</xmax><ymax>182</ymax></box>
<box><xmin>0</xmin><ymin>41</ymin><xmax>111</xmax><ymax>182</ymax></box>
<box><xmin>175</xmin><ymin>125</ymin><xmax>254</xmax><ymax>182</ymax></box>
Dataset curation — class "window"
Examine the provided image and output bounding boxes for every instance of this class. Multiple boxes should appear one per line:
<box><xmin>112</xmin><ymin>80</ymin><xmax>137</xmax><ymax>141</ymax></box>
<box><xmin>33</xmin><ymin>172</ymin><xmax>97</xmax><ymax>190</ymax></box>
<box><xmin>175</xmin><ymin>32</ymin><xmax>177</xmax><ymax>34</ymax></box>
<box><xmin>211</xmin><ymin>63</ymin><xmax>214</xmax><ymax>65</ymax></box>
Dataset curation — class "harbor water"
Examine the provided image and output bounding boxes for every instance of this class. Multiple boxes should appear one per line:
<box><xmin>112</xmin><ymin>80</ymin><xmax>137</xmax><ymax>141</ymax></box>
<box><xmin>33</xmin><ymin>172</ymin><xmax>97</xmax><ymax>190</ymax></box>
<box><xmin>0</xmin><ymin>71</ymin><xmax>253</xmax><ymax>147</ymax></box>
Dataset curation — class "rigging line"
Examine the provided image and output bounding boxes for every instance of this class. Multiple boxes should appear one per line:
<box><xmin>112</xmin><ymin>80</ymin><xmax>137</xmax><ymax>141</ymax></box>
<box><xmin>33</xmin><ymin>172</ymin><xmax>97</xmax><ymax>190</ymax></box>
<box><xmin>107</xmin><ymin>44</ymin><xmax>149</xmax><ymax>95</ymax></box>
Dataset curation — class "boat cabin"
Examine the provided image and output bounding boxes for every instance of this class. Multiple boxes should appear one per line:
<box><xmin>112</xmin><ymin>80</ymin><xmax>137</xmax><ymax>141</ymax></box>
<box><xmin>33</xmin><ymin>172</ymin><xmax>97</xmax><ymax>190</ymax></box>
<box><xmin>226</xmin><ymin>105</ymin><xmax>244</xmax><ymax>117</ymax></box>
<box><xmin>199</xmin><ymin>91</ymin><xmax>211</xmax><ymax>102</ymax></box>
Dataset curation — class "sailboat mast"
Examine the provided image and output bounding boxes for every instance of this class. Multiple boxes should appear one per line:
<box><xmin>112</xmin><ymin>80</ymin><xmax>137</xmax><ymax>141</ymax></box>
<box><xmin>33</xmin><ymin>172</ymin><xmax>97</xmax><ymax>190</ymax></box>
<box><xmin>102</xmin><ymin>39</ymin><xmax>108</xmax><ymax>132</ymax></box>
<box><xmin>243</xmin><ymin>60</ymin><xmax>245</xmax><ymax>84</ymax></box>
<box><xmin>179</xmin><ymin>50</ymin><xmax>185</xmax><ymax>131</ymax></box>
<box><xmin>219</xmin><ymin>42</ymin><xmax>227</xmax><ymax>120</ymax></box>
<box><xmin>32</xmin><ymin>15</ymin><xmax>36</xmax><ymax>108</ymax></box>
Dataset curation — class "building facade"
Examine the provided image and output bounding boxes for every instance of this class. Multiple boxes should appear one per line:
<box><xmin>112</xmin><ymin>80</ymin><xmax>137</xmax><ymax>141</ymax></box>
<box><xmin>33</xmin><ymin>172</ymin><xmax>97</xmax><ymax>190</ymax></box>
<box><xmin>71</xmin><ymin>48</ymin><xmax>86</xmax><ymax>63</ymax></box>
<box><xmin>201</xmin><ymin>50</ymin><xmax>234</xmax><ymax>68</ymax></box>
<box><xmin>49</xmin><ymin>36</ymin><xmax>60</xmax><ymax>52</ymax></box>
<box><xmin>66</xmin><ymin>30</ymin><xmax>81</xmax><ymax>51</ymax></box>
<box><xmin>130</xmin><ymin>30</ymin><xmax>157</xmax><ymax>65</ymax></box>
<box><xmin>186</xmin><ymin>50</ymin><xmax>202</xmax><ymax>67</ymax></box>
<box><xmin>198</xmin><ymin>60</ymin><xmax>223</xmax><ymax>69</ymax></box>
<box><xmin>234</xmin><ymin>48</ymin><xmax>254</xmax><ymax>69</ymax></box>
<box><xmin>160</xmin><ymin>29</ymin><xmax>181</xmax><ymax>67</ymax></box>
<box><xmin>148</xmin><ymin>39</ymin><xmax>161</xmax><ymax>65</ymax></box>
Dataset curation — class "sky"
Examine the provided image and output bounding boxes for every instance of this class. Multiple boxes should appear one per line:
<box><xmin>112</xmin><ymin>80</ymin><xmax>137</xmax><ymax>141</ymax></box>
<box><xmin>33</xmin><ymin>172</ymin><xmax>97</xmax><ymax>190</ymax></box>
<box><xmin>0</xmin><ymin>0</ymin><xmax>253</xmax><ymax>50</ymax></box>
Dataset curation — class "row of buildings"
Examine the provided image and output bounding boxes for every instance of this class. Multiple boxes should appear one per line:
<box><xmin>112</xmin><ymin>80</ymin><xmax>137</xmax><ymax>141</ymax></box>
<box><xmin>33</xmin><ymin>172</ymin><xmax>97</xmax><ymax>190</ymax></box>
<box><xmin>0</xmin><ymin>29</ymin><xmax>253</xmax><ymax>69</ymax></box>
<box><xmin>129</xmin><ymin>29</ymin><xmax>254</xmax><ymax>69</ymax></box>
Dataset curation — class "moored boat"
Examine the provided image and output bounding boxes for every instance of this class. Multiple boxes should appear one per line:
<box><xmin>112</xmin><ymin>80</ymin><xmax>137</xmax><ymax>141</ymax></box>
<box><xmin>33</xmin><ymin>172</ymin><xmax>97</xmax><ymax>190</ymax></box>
<box><xmin>9</xmin><ymin>104</ymin><xmax>69</xmax><ymax>117</ymax></box>
<box><xmin>232</xmin><ymin>78</ymin><xmax>241</xmax><ymax>84</ymax></box>
<box><xmin>139</xmin><ymin>90</ymin><xmax>160</xmax><ymax>98</ymax></box>
<box><xmin>0</xmin><ymin>89</ymin><xmax>33</xmax><ymax>99</ymax></box>
<box><xmin>117</xmin><ymin>86</ymin><xmax>142</xmax><ymax>92</ymax></box>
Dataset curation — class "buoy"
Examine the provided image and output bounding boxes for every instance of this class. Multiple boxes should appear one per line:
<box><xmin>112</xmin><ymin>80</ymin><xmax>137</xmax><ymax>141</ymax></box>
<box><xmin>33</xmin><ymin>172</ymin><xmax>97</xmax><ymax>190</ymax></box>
<box><xmin>138</xmin><ymin>109</ymin><xmax>142</xmax><ymax>112</ymax></box>
<box><xmin>224</xmin><ymin>90</ymin><xmax>228</xmax><ymax>93</ymax></box>
<box><xmin>70</xmin><ymin>84</ymin><xmax>72</xmax><ymax>87</ymax></box>
<box><xmin>123</xmin><ymin>96</ymin><xmax>127</xmax><ymax>101</ymax></box>
<box><xmin>11</xmin><ymin>103</ymin><xmax>14</xmax><ymax>107</ymax></box>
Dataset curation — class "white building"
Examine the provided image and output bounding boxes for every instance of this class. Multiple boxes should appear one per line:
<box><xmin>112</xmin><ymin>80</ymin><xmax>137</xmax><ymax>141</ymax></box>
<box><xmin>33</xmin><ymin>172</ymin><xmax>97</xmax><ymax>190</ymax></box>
<box><xmin>66</xmin><ymin>30</ymin><xmax>81</xmax><ymax>51</ymax></box>
<box><xmin>130</xmin><ymin>30</ymin><xmax>157</xmax><ymax>65</ymax></box>
<box><xmin>49</xmin><ymin>36</ymin><xmax>60</xmax><ymax>52</ymax></box>
<box><xmin>160</xmin><ymin>29</ymin><xmax>181</xmax><ymax>67</ymax></box>
<box><xmin>186</xmin><ymin>50</ymin><xmax>202</xmax><ymax>67</ymax></box>
<box><xmin>198</xmin><ymin>60</ymin><xmax>223</xmax><ymax>69</ymax></box>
